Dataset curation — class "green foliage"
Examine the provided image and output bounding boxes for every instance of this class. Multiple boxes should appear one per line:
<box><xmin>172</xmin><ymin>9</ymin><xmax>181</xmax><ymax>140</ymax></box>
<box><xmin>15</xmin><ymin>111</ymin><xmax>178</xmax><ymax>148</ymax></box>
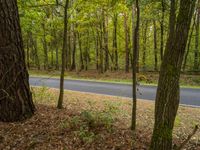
<box><xmin>17</xmin><ymin>0</ymin><xmax>199</xmax><ymax>71</ymax></box>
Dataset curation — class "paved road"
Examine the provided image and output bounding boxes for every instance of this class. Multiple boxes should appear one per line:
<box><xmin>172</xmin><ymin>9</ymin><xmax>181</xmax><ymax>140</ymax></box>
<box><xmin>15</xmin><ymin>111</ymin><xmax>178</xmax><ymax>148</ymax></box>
<box><xmin>29</xmin><ymin>77</ymin><xmax>200</xmax><ymax>107</ymax></box>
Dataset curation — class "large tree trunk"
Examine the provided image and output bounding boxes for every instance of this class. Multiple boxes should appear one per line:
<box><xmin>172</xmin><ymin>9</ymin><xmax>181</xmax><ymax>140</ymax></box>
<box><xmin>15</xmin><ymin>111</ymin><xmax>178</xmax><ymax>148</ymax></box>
<box><xmin>0</xmin><ymin>0</ymin><xmax>35</xmax><ymax>122</ymax></box>
<box><xmin>150</xmin><ymin>0</ymin><xmax>196</xmax><ymax>149</ymax></box>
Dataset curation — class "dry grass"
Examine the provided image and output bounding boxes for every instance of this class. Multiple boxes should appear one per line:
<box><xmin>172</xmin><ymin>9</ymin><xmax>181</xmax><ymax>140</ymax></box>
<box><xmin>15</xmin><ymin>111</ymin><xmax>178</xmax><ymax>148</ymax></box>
<box><xmin>0</xmin><ymin>87</ymin><xmax>200</xmax><ymax>150</ymax></box>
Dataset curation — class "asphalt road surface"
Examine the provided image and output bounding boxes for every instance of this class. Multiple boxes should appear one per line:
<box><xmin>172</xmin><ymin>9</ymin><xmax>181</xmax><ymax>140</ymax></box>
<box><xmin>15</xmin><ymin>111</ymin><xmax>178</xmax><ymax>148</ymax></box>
<box><xmin>29</xmin><ymin>77</ymin><xmax>200</xmax><ymax>107</ymax></box>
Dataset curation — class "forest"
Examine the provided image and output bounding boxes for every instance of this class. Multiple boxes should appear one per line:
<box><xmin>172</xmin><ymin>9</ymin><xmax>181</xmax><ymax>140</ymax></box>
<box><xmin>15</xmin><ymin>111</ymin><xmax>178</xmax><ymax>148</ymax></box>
<box><xmin>0</xmin><ymin>0</ymin><xmax>200</xmax><ymax>150</ymax></box>
<box><xmin>19</xmin><ymin>0</ymin><xmax>199</xmax><ymax>72</ymax></box>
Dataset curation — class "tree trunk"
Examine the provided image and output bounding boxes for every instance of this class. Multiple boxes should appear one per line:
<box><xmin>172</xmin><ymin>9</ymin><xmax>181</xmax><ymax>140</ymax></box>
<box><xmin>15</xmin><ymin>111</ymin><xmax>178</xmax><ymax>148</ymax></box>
<box><xmin>42</xmin><ymin>23</ymin><xmax>49</xmax><ymax>70</ymax></box>
<box><xmin>0</xmin><ymin>0</ymin><xmax>35</xmax><ymax>122</ymax></box>
<box><xmin>26</xmin><ymin>37</ymin><xmax>30</xmax><ymax>69</ymax></box>
<box><xmin>150</xmin><ymin>0</ymin><xmax>196</xmax><ymax>149</ymax></box>
<box><xmin>95</xmin><ymin>32</ymin><xmax>99</xmax><ymax>71</ymax></box>
<box><xmin>78</xmin><ymin>33</ymin><xmax>84</xmax><ymax>71</ymax></box>
<box><xmin>160</xmin><ymin>0</ymin><xmax>165</xmax><ymax>61</ymax></box>
<box><xmin>102</xmin><ymin>10</ymin><xmax>109</xmax><ymax>72</ymax></box>
<box><xmin>131</xmin><ymin>0</ymin><xmax>140</xmax><ymax>131</ymax></box>
<box><xmin>66</xmin><ymin>27</ymin><xmax>71</xmax><ymax>70</ymax></box>
<box><xmin>112</xmin><ymin>13</ymin><xmax>118</xmax><ymax>71</ymax></box>
<box><xmin>71</xmin><ymin>25</ymin><xmax>76</xmax><ymax>71</ymax></box>
<box><xmin>194</xmin><ymin>7</ymin><xmax>200</xmax><ymax>71</ymax></box>
<box><xmin>99</xmin><ymin>20</ymin><xmax>104</xmax><ymax>74</ymax></box>
<box><xmin>182</xmin><ymin>15</ymin><xmax>196</xmax><ymax>71</ymax></box>
<box><xmin>57</xmin><ymin>0</ymin><xmax>69</xmax><ymax>109</ymax></box>
<box><xmin>29</xmin><ymin>33</ymin><xmax>40</xmax><ymax>70</ymax></box>
<box><xmin>124</xmin><ymin>13</ymin><xmax>130</xmax><ymax>73</ymax></box>
<box><xmin>153</xmin><ymin>20</ymin><xmax>158</xmax><ymax>71</ymax></box>
<box><xmin>142</xmin><ymin>21</ymin><xmax>148</xmax><ymax>71</ymax></box>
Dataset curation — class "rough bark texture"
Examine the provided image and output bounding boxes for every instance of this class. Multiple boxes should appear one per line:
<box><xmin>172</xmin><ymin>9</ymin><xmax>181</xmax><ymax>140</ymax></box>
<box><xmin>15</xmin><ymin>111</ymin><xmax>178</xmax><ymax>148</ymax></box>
<box><xmin>0</xmin><ymin>0</ymin><xmax>35</xmax><ymax>122</ymax></box>
<box><xmin>150</xmin><ymin>0</ymin><xmax>196</xmax><ymax>149</ymax></box>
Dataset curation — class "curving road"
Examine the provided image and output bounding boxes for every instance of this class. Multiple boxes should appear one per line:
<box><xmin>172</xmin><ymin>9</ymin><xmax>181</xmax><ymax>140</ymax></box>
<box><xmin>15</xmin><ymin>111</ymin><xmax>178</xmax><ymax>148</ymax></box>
<box><xmin>29</xmin><ymin>77</ymin><xmax>200</xmax><ymax>107</ymax></box>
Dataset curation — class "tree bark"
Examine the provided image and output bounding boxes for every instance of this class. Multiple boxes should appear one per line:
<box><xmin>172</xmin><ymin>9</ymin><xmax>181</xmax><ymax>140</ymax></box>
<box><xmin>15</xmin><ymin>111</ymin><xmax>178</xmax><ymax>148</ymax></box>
<box><xmin>0</xmin><ymin>0</ymin><xmax>35</xmax><ymax>122</ymax></box>
<box><xmin>113</xmin><ymin>13</ymin><xmax>118</xmax><ymax>71</ymax></box>
<box><xmin>194</xmin><ymin>7</ymin><xmax>200</xmax><ymax>71</ymax></box>
<box><xmin>142</xmin><ymin>21</ymin><xmax>148</xmax><ymax>71</ymax></box>
<box><xmin>153</xmin><ymin>20</ymin><xmax>158</xmax><ymax>71</ymax></box>
<box><xmin>57</xmin><ymin>0</ymin><xmax>69</xmax><ymax>109</ymax></box>
<box><xmin>182</xmin><ymin>15</ymin><xmax>196</xmax><ymax>71</ymax></box>
<box><xmin>102</xmin><ymin>10</ymin><xmax>109</xmax><ymax>72</ymax></box>
<box><xmin>78</xmin><ymin>33</ymin><xmax>84</xmax><ymax>71</ymax></box>
<box><xmin>42</xmin><ymin>23</ymin><xmax>49</xmax><ymax>70</ymax></box>
<box><xmin>70</xmin><ymin>25</ymin><xmax>76</xmax><ymax>71</ymax></box>
<box><xmin>131</xmin><ymin>0</ymin><xmax>140</xmax><ymax>131</ymax></box>
<box><xmin>124</xmin><ymin>13</ymin><xmax>130</xmax><ymax>73</ymax></box>
<box><xmin>160</xmin><ymin>0</ymin><xmax>165</xmax><ymax>61</ymax></box>
<box><xmin>150</xmin><ymin>0</ymin><xmax>196</xmax><ymax>149</ymax></box>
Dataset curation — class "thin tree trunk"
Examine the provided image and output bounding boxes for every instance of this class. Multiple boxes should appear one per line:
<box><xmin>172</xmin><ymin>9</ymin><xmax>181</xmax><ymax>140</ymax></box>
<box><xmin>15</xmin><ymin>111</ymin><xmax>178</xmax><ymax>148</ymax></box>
<box><xmin>113</xmin><ymin>13</ymin><xmax>118</xmax><ymax>71</ymax></box>
<box><xmin>42</xmin><ymin>23</ymin><xmax>49</xmax><ymax>70</ymax></box>
<box><xmin>194</xmin><ymin>8</ymin><xmax>200</xmax><ymax>71</ymax></box>
<box><xmin>26</xmin><ymin>37</ymin><xmax>30</xmax><ymax>69</ymax></box>
<box><xmin>71</xmin><ymin>25</ymin><xmax>76</xmax><ymax>71</ymax></box>
<box><xmin>153</xmin><ymin>20</ymin><xmax>158</xmax><ymax>71</ymax></box>
<box><xmin>103</xmin><ymin>11</ymin><xmax>109</xmax><ymax>72</ymax></box>
<box><xmin>0</xmin><ymin>0</ymin><xmax>35</xmax><ymax>122</ymax></box>
<box><xmin>182</xmin><ymin>15</ymin><xmax>196</xmax><ymax>71</ymax></box>
<box><xmin>57</xmin><ymin>0</ymin><xmax>69</xmax><ymax>109</ymax></box>
<box><xmin>160</xmin><ymin>0</ymin><xmax>165</xmax><ymax>61</ymax></box>
<box><xmin>29</xmin><ymin>32</ymin><xmax>40</xmax><ymax>70</ymax></box>
<box><xmin>53</xmin><ymin>29</ymin><xmax>59</xmax><ymax>70</ymax></box>
<box><xmin>95</xmin><ymin>33</ymin><xmax>99</xmax><ymax>70</ymax></box>
<box><xmin>131</xmin><ymin>0</ymin><xmax>140</xmax><ymax>131</ymax></box>
<box><xmin>150</xmin><ymin>0</ymin><xmax>196</xmax><ymax>149</ymax></box>
<box><xmin>99</xmin><ymin>20</ymin><xmax>104</xmax><ymax>74</ymax></box>
<box><xmin>78</xmin><ymin>33</ymin><xmax>84</xmax><ymax>71</ymax></box>
<box><xmin>142</xmin><ymin>21</ymin><xmax>148</xmax><ymax>71</ymax></box>
<box><xmin>124</xmin><ymin>13</ymin><xmax>130</xmax><ymax>73</ymax></box>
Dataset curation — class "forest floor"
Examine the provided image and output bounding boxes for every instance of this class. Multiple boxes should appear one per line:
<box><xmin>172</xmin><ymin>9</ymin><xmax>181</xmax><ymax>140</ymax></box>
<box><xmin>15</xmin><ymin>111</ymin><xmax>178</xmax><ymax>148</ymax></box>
<box><xmin>29</xmin><ymin>70</ymin><xmax>200</xmax><ymax>88</ymax></box>
<box><xmin>0</xmin><ymin>87</ymin><xmax>200</xmax><ymax>150</ymax></box>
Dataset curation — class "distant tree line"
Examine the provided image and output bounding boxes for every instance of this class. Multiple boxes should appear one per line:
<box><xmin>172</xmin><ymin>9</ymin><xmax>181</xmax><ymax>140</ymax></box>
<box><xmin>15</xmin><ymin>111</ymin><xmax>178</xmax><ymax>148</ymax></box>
<box><xmin>19</xmin><ymin>0</ymin><xmax>200</xmax><ymax>73</ymax></box>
